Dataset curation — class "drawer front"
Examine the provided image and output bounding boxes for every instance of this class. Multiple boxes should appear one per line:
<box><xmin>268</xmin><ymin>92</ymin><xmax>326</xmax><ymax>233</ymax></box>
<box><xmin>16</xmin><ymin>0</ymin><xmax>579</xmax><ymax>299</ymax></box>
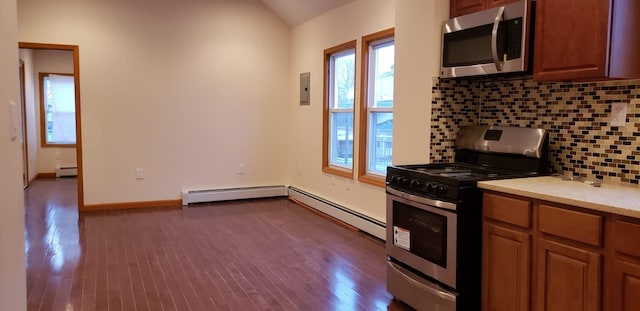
<box><xmin>538</xmin><ymin>204</ymin><xmax>603</xmax><ymax>247</ymax></box>
<box><xmin>483</xmin><ymin>193</ymin><xmax>531</xmax><ymax>228</ymax></box>
<box><xmin>613</xmin><ymin>220</ymin><xmax>640</xmax><ymax>258</ymax></box>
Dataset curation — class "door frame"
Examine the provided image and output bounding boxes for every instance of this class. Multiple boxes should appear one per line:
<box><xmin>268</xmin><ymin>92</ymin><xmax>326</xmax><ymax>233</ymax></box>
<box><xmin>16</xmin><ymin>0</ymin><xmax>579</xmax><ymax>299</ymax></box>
<box><xmin>19</xmin><ymin>42</ymin><xmax>84</xmax><ymax>210</ymax></box>
<box><xmin>19</xmin><ymin>59</ymin><xmax>29</xmax><ymax>188</ymax></box>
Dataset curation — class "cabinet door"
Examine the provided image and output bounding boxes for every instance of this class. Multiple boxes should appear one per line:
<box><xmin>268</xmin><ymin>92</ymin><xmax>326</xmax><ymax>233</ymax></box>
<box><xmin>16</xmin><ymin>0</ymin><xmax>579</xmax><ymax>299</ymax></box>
<box><xmin>610</xmin><ymin>259</ymin><xmax>640</xmax><ymax>311</ymax></box>
<box><xmin>450</xmin><ymin>0</ymin><xmax>486</xmax><ymax>18</ymax></box>
<box><xmin>536</xmin><ymin>239</ymin><xmax>601</xmax><ymax>311</ymax></box>
<box><xmin>488</xmin><ymin>0</ymin><xmax>520</xmax><ymax>9</ymax></box>
<box><xmin>609</xmin><ymin>219</ymin><xmax>640</xmax><ymax>310</ymax></box>
<box><xmin>483</xmin><ymin>223</ymin><xmax>531</xmax><ymax>311</ymax></box>
<box><xmin>533</xmin><ymin>0</ymin><xmax>610</xmax><ymax>80</ymax></box>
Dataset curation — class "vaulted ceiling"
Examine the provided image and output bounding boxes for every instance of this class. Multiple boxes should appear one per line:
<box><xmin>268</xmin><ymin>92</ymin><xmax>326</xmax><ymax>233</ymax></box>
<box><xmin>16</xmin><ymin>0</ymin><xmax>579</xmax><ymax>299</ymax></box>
<box><xmin>260</xmin><ymin>0</ymin><xmax>355</xmax><ymax>26</ymax></box>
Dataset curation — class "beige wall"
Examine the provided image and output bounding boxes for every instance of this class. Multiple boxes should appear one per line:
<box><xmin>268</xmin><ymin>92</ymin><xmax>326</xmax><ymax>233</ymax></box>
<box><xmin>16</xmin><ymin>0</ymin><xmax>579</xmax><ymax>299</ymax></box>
<box><xmin>0</xmin><ymin>0</ymin><xmax>28</xmax><ymax>308</ymax></box>
<box><xmin>287</xmin><ymin>0</ymin><xmax>396</xmax><ymax>222</ymax></box>
<box><xmin>287</xmin><ymin>0</ymin><xmax>448</xmax><ymax>222</ymax></box>
<box><xmin>16</xmin><ymin>0</ymin><xmax>449</xmax><ymax>219</ymax></box>
<box><xmin>26</xmin><ymin>49</ymin><xmax>77</xmax><ymax>174</ymax></box>
<box><xmin>19</xmin><ymin>48</ymin><xmax>38</xmax><ymax>182</ymax></box>
<box><xmin>394</xmin><ymin>0</ymin><xmax>449</xmax><ymax>164</ymax></box>
<box><xmin>18</xmin><ymin>0</ymin><xmax>292</xmax><ymax>205</ymax></box>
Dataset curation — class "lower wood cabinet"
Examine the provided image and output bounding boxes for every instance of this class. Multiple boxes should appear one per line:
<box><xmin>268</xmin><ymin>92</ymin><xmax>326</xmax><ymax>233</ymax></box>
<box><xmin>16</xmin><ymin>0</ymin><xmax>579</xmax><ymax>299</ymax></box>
<box><xmin>483</xmin><ymin>191</ymin><xmax>640</xmax><ymax>311</ymax></box>
<box><xmin>611</xmin><ymin>259</ymin><xmax>640</xmax><ymax>311</ymax></box>
<box><xmin>535</xmin><ymin>239</ymin><xmax>601</xmax><ymax>311</ymax></box>
<box><xmin>611</xmin><ymin>219</ymin><xmax>640</xmax><ymax>311</ymax></box>
<box><xmin>483</xmin><ymin>223</ymin><xmax>531</xmax><ymax>311</ymax></box>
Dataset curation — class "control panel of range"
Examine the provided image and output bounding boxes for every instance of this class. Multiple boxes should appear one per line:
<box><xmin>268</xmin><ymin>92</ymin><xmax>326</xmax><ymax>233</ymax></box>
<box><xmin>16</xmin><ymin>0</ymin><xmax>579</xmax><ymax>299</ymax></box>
<box><xmin>389</xmin><ymin>175</ymin><xmax>449</xmax><ymax>195</ymax></box>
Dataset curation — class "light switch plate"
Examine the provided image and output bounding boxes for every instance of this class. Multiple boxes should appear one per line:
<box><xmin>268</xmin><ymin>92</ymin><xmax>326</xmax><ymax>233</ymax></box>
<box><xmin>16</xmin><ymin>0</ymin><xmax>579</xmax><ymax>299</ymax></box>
<box><xmin>610</xmin><ymin>102</ymin><xmax>628</xmax><ymax>127</ymax></box>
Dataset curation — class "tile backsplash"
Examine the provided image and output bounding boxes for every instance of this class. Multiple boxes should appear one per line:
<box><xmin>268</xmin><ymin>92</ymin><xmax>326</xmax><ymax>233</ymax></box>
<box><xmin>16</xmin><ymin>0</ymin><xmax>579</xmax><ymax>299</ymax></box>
<box><xmin>431</xmin><ymin>76</ymin><xmax>640</xmax><ymax>185</ymax></box>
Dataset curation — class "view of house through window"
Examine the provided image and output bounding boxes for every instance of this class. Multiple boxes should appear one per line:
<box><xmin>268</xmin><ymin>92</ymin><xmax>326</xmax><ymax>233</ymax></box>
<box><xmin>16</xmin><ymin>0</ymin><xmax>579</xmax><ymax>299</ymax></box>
<box><xmin>323</xmin><ymin>32</ymin><xmax>393</xmax><ymax>183</ymax></box>
<box><xmin>40</xmin><ymin>73</ymin><xmax>76</xmax><ymax>146</ymax></box>
<box><xmin>356</xmin><ymin>28</ymin><xmax>395</xmax><ymax>186</ymax></box>
<box><xmin>324</xmin><ymin>42</ymin><xmax>357</xmax><ymax>175</ymax></box>
<box><xmin>330</xmin><ymin>50</ymin><xmax>355</xmax><ymax>168</ymax></box>
<box><xmin>366</xmin><ymin>37</ymin><xmax>394</xmax><ymax>176</ymax></box>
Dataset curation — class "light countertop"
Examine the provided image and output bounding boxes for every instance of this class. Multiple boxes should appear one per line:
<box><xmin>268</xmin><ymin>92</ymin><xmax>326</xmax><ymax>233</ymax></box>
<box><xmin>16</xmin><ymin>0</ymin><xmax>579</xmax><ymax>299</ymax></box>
<box><xmin>478</xmin><ymin>176</ymin><xmax>640</xmax><ymax>218</ymax></box>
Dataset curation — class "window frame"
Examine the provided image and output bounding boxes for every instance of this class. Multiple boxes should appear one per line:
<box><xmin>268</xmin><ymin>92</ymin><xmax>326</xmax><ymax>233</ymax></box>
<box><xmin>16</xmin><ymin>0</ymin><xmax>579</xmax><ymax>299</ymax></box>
<box><xmin>39</xmin><ymin>72</ymin><xmax>77</xmax><ymax>148</ymax></box>
<box><xmin>358</xmin><ymin>28</ymin><xmax>395</xmax><ymax>187</ymax></box>
<box><xmin>322</xmin><ymin>40</ymin><xmax>358</xmax><ymax>178</ymax></box>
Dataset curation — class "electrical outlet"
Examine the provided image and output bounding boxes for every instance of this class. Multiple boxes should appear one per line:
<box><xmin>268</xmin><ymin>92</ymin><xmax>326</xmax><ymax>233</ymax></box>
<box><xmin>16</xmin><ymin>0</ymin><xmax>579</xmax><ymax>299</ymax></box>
<box><xmin>136</xmin><ymin>168</ymin><xmax>144</xmax><ymax>180</ymax></box>
<box><xmin>610</xmin><ymin>102</ymin><xmax>628</xmax><ymax>127</ymax></box>
<box><xmin>238</xmin><ymin>164</ymin><xmax>245</xmax><ymax>175</ymax></box>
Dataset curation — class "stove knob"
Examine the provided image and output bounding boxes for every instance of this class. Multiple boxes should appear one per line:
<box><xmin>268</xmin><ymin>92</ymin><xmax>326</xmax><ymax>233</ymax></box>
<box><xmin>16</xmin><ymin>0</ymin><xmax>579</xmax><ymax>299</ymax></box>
<box><xmin>410</xmin><ymin>179</ymin><xmax>424</xmax><ymax>189</ymax></box>
<box><xmin>426</xmin><ymin>183</ymin><xmax>437</xmax><ymax>193</ymax></box>
<box><xmin>398</xmin><ymin>177</ymin><xmax>409</xmax><ymax>185</ymax></box>
<box><xmin>436</xmin><ymin>185</ymin><xmax>448</xmax><ymax>194</ymax></box>
<box><xmin>390</xmin><ymin>175</ymin><xmax>399</xmax><ymax>184</ymax></box>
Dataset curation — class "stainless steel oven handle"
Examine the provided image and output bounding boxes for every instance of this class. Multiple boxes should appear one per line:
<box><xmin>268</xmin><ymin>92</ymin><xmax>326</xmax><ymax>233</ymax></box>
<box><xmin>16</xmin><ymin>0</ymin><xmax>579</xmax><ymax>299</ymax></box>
<box><xmin>491</xmin><ymin>6</ymin><xmax>505</xmax><ymax>72</ymax></box>
<box><xmin>386</xmin><ymin>187</ymin><xmax>457</xmax><ymax>211</ymax></box>
<box><xmin>388</xmin><ymin>261</ymin><xmax>457</xmax><ymax>302</ymax></box>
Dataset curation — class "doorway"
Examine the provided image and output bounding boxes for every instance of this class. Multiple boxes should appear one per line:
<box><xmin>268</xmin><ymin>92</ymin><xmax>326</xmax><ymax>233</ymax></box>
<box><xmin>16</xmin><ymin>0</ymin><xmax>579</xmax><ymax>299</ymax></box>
<box><xmin>18</xmin><ymin>42</ymin><xmax>84</xmax><ymax>210</ymax></box>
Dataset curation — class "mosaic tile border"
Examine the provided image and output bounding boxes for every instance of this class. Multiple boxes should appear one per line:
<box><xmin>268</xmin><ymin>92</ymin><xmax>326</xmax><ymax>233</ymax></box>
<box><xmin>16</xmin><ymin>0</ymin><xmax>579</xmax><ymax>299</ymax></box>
<box><xmin>431</xmin><ymin>76</ymin><xmax>640</xmax><ymax>185</ymax></box>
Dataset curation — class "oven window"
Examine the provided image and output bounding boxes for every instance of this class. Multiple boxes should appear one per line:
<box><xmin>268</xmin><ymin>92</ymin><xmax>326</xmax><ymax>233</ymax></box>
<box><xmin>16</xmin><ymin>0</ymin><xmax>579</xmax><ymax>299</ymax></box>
<box><xmin>392</xmin><ymin>201</ymin><xmax>447</xmax><ymax>268</ymax></box>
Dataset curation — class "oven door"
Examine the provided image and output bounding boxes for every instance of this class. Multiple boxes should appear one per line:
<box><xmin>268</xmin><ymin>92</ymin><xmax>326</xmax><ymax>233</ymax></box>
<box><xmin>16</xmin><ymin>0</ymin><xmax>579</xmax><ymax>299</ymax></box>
<box><xmin>386</xmin><ymin>187</ymin><xmax>457</xmax><ymax>289</ymax></box>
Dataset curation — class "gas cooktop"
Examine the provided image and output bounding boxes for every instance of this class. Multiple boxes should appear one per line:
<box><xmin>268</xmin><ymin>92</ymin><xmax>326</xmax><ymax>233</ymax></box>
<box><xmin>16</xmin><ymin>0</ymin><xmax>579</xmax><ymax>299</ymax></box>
<box><xmin>387</xmin><ymin>163</ymin><xmax>538</xmax><ymax>200</ymax></box>
<box><xmin>396</xmin><ymin>163</ymin><xmax>536</xmax><ymax>181</ymax></box>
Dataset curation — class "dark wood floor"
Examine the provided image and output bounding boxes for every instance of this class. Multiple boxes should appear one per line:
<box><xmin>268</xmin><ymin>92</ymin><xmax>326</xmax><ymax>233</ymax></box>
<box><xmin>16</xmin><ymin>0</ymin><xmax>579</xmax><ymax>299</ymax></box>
<box><xmin>24</xmin><ymin>178</ymin><xmax>413</xmax><ymax>311</ymax></box>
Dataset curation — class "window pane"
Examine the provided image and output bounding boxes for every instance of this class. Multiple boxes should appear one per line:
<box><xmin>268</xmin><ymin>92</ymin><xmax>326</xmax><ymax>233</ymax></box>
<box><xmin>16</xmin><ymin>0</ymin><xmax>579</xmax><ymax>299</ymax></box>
<box><xmin>332</xmin><ymin>52</ymin><xmax>355</xmax><ymax>109</ymax></box>
<box><xmin>330</xmin><ymin>111</ymin><xmax>353</xmax><ymax>168</ymax></box>
<box><xmin>372</xmin><ymin>43</ymin><xmax>394</xmax><ymax>109</ymax></box>
<box><xmin>365</xmin><ymin>38</ymin><xmax>394</xmax><ymax>177</ymax></box>
<box><xmin>44</xmin><ymin>75</ymin><xmax>76</xmax><ymax>144</ymax></box>
<box><xmin>368</xmin><ymin>112</ymin><xmax>393</xmax><ymax>175</ymax></box>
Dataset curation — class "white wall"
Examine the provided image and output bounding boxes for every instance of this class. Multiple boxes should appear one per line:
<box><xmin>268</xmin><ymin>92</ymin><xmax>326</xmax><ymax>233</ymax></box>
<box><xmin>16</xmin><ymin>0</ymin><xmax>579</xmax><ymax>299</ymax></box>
<box><xmin>19</xmin><ymin>48</ymin><xmax>38</xmax><ymax>182</ymax></box>
<box><xmin>0</xmin><ymin>0</ymin><xmax>28</xmax><ymax>309</ymax></box>
<box><xmin>287</xmin><ymin>0</ymin><xmax>448</xmax><ymax>222</ymax></box>
<box><xmin>18</xmin><ymin>0</ymin><xmax>292</xmax><ymax>205</ymax></box>
<box><xmin>17</xmin><ymin>0</ymin><xmax>449</xmax><ymax>223</ymax></box>
<box><xmin>394</xmin><ymin>0</ymin><xmax>449</xmax><ymax>164</ymax></box>
<box><xmin>29</xmin><ymin>49</ymin><xmax>77</xmax><ymax>174</ymax></box>
<box><xmin>287</xmin><ymin>0</ymin><xmax>397</xmax><ymax>222</ymax></box>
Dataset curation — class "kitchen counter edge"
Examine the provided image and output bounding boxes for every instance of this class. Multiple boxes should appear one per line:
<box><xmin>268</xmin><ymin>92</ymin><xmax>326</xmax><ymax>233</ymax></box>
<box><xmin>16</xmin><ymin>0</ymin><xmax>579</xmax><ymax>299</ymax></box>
<box><xmin>478</xmin><ymin>176</ymin><xmax>640</xmax><ymax>218</ymax></box>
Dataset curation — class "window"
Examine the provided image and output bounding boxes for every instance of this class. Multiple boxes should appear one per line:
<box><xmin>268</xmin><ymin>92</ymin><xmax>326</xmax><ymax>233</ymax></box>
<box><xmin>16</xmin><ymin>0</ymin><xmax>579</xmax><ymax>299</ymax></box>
<box><xmin>39</xmin><ymin>73</ymin><xmax>76</xmax><ymax>146</ymax></box>
<box><xmin>323</xmin><ymin>41</ymin><xmax>357</xmax><ymax>178</ymax></box>
<box><xmin>358</xmin><ymin>29</ymin><xmax>394</xmax><ymax>186</ymax></box>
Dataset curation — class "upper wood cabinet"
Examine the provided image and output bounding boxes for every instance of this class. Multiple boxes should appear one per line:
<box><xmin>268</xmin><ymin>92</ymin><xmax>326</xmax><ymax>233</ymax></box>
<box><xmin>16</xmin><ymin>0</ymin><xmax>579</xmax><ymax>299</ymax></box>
<box><xmin>534</xmin><ymin>0</ymin><xmax>640</xmax><ymax>81</ymax></box>
<box><xmin>450</xmin><ymin>0</ymin><xmax>520</xmax><ymax>18</ymax></box>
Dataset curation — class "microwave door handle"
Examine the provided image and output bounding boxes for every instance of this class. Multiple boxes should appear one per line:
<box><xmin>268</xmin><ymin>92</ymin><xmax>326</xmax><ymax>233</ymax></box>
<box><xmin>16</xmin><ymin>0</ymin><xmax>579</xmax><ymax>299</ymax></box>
<box><xmin>491</xmin><ymin>6</ymin><xmax>505</xmax><ymax>72</ymax></box>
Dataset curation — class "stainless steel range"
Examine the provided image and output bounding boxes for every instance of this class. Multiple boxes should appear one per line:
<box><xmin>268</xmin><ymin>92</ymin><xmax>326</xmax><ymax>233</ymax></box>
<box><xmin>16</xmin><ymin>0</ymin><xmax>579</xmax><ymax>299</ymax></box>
<box><xmin>386</xmin><ymin>125</ymin><xmax>549</xmax><ymax>311</ymax></box>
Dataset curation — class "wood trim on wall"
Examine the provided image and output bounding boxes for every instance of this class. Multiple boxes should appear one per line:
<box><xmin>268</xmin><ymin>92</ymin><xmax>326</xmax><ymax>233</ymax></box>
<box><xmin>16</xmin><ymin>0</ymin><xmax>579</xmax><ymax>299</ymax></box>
<box><xmin>38</xmin><ymin>72</ymin><xmax>75</xmax><ymax>148</ymax></box>
<box><xmin>19</xmin><ymin>42</ymin><xmax>85</xmax><ymax>210</ymax></box>
<box><xmin>81</xmin><ymin>199</ymin><xmax>182</xmax><ymax>212</ymax></box>
<box><xmin>19</xmin><ymin>59</ymin><xmax>30</xmax><ymax>187</ymax></box>
<box><xmin>36</xmin><ymin>172</ymin><xmax>57</xmax><ymax>179</ymax></box>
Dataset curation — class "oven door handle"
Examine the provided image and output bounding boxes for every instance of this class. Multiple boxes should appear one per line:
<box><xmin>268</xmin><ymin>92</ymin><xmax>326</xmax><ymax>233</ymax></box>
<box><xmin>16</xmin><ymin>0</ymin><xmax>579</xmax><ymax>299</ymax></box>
<box><xmin>388</xmin><ymin>261</ymin><xmax>457</xmax><ymax>302</ymax></box>
<box><xmin>386</xmin><ymin>187</ymin><xmax>457</xmax><ymax>211</ymax></box>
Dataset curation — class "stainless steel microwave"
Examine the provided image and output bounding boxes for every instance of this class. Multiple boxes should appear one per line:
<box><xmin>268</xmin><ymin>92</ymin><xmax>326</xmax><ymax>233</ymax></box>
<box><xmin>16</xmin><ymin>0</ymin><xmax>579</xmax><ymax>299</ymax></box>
<box><xmin>441</xmin><ymin>0</ymin><xmax>534</xmax><ymax>78</ymax></box>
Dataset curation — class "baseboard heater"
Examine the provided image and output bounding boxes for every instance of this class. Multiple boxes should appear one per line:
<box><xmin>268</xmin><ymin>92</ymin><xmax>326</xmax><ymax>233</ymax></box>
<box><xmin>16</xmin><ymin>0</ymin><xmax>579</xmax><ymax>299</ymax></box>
<box><xmin>55</xmin><ymin>166</ymin><xmax>78</xmax><ymax>177</ymax></box>
<box><xmin>287</xmin><ymin>186</ymin><xmax>386</xmax><ymax>241</ymax></box>
<box><xmin>182</xmin><ymin>185</ymin><xmax>288</xmax><ymax>206</ymax></box>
